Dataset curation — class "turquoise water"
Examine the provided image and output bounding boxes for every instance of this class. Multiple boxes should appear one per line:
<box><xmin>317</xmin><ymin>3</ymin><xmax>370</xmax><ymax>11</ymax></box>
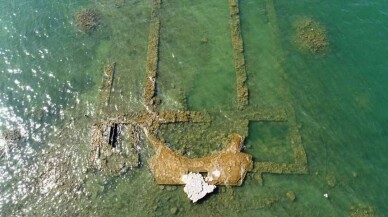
<box><xmin>1</xmin><ymin>0</ymin><xmax>388</xmax><ymax>216</ymax></box>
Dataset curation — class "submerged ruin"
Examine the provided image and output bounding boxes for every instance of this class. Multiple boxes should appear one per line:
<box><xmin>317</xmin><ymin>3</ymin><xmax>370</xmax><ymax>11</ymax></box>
<box><xmin>88</xmin><ymin>0</ymin><xmax>308</xmax><ymax>203</ymax></box>
<box><xmin>89</xmin><ymin>122</ymin><xmax>140</xmax><ymax>175</ymax></box>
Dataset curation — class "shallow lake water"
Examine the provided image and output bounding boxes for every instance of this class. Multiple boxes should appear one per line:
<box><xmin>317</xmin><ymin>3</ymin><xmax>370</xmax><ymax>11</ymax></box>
<box><xmin>1</xmin><ymin>0</ymin><xmax>387</xmax><ymax>216</ymax></box>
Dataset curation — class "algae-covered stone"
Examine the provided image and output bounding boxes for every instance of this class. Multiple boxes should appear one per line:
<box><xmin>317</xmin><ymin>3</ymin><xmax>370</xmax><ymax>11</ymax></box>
<box><xmin>166</xmin><ymin>186</ymin><xmax>177</xmax><ymax>191</ymax></box>
<box><xmin>115</xmin><ymin>0</ymin><xmax>125</xmax><ymax>8</ymax></box>
<box><xmin>74</xmin><ymin>9</ymin><xmax>99</xmax><ymax>33</ymax></box>
<box><xmin>326</xmin><ymin>175</ymin><xmax>336</xmax><ymax>188</ymax></box>
<box><xmin>348</xmin><ymin>206</ymin><xmax>376</xmax><ymax>217</ymax></box>
<box><xmin>286</xmin><ymin>191</ymin><xmax>296</xmax><ymax>202</ymax></box>
<box><xmin>89</xmin><ymin>123</ymin><xmax>140</xmax><ymax>175</ymax></box>
<box><xmin>294</xmin><ymin>17</ymin><xmax>329</xmax><ymax>54</ymax></box>
<box><xmin>170</xmin><ymin>207</ymin><xmax>178</xmax><ymax>215</ymax></box>
<box><xmin>2</xmin><ymin>128</ymin><xmax>21</xmax><ymax>141</ymax></box>
<box><xmin>1</xmin><ymin>128</ymin><xmax>22</xmax><ymax>157</ymax></box>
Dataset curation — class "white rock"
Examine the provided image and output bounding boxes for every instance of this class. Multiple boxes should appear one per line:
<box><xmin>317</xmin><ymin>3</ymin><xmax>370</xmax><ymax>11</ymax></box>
<box><xmin>205</xmin><ymin>169</ymin><xmax>221</xmax><ymax>182</ymax></box>
<box><xmin>181</xmin><ymin>172</ymin><xmax>216</xmax><ymax>203</ymax></box>
<box><xmin>212</xmin><ymin>170</ymin><xmax>221</xmax><ymax>178</ymax></box>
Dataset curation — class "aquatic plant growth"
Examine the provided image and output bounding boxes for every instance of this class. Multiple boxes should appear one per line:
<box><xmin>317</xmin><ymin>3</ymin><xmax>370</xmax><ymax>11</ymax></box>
<box><xmin>294</xmin><ymin>17</ymin><xmax>330</xmax><ymax>54</ymax></box>
<box><xmin>74</xmin><ymin>9</ymin><xmax>99</xmax><ymax>33</ymax></box>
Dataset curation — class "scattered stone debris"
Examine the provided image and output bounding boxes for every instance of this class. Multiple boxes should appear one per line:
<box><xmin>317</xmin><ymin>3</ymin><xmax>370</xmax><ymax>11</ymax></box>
<box><xmin>326</xmin><ymin>175</ymin><xmax>337</xmax><ymax>188</ymax></box>
<box><xmin>286</xmin><ymin>191</ymin><xmax>296</xmax><ymax>202</ymax></box>
<box><xmin>2</xmin><ymin>128</ymin><xmax>22</xmax><ymax>141</ymax></box>
<box><xmin>74</xmin><ymin>9</ymin><xmax>99</xmax><ymax>33</ymax></box>
<box><xmin>165</xmin><ymin>185</ymin><xmax>177</xmax><ymax>191</ymax></box>
<box><xmin>349</xmin><ymin>206</ymin><xmax>376</xmax><ymax>217</ymax></box>
<box><xmin>200</xmin><ymin>37</ymin><xmax>208</xmax><ymax>44</ymax></box>
<box><xmin>37</xmin><ymin>151</ymin><xmax>83</xmax><ymax>195</ymax></box>
<box><xmin>115</xmin><ymin>0</ymin><xmax>125</xmax><ymax>8</ymax></box>
<box><xmin>0</xmin><ymin>129</ymin><xmax>22</xmax><ymax>158</ymax></box>
<box><xmin>169</xmin><ymin>207</ymin><xmax>178</xmax><ymax>215</ymax></box>
<box><xmin>182</xmin><ymin>172</ymin><xmax>216</xmax><ymax>203</ymax></box>
<box><xmin>294</xmin><ymin>17</ymin><xmax>329</xmax><ymax>54</ymax></box>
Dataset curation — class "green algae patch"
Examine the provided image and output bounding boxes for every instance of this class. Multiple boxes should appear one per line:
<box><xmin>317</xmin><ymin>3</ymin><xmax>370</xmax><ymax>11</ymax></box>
<box><xmin>246</xmin><ymin>121</ymin><xmax>293</xmax><ymax>163</ymax></box>
<box><xmin>157</xmin><ymin>0</ymin><xmax>236</xmax><ymax>111</ymax></box>
<box><xmin>294</xmin><ymin>17</ymin><xmax>330</xmax><ymax>54</ymax></box>
<box><xmin>158</xmin><ymin>122</ymin><xmax>230</xmax><ymax>158</ymax></box>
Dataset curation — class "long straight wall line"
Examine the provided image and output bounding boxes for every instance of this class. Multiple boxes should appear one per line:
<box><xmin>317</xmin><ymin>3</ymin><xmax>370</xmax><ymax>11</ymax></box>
<box><xmin>144</xmin><ymin>0</ymin><xmax>162</xmax><ymax>110</ymax></box>
<box><xmin>98</xmin><ymin>62</ymin><xmax>116</xmax><ymax>116</ymax></box>
<box><xmin>229</xmin><ymin>0</ymin><xmax>249</xmax><ymax>110</ymax></box>
<box><xmin>265</xmin><ymin>0</ymin><xmax>307</xmax><ymax>168</ymax></box>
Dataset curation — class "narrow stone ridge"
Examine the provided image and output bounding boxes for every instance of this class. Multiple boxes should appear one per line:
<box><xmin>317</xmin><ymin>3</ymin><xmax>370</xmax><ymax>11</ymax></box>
<box><xmin>229</xmin><ymin>0</ymin><xmax>249</xmax><ymax>109</ymax></box>
<box><xmin>98</xmin><ymin>62</ymin><xmax>116</xmax><ymax>115</ymax></box>
<box><xmin>144</xmin><ymin>0</ymin><xmax>162</xmax><ymax>110</ymax></box>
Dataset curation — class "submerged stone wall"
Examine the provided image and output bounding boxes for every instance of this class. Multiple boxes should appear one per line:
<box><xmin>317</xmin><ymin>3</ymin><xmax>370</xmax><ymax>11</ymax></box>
<box><xmin>144</xmin><ymin>0</ymin><xmax>162</xmax><ymax>109</ymax></box>
<box><xmin>98</xmin><ymin>62</ymin><xmax>116</xmax><ymax>115</ymax></box>
<box><xmin>229</xmin><ymin>0</ymin><xmax>249</xmax><ymax>109</ymax></box>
